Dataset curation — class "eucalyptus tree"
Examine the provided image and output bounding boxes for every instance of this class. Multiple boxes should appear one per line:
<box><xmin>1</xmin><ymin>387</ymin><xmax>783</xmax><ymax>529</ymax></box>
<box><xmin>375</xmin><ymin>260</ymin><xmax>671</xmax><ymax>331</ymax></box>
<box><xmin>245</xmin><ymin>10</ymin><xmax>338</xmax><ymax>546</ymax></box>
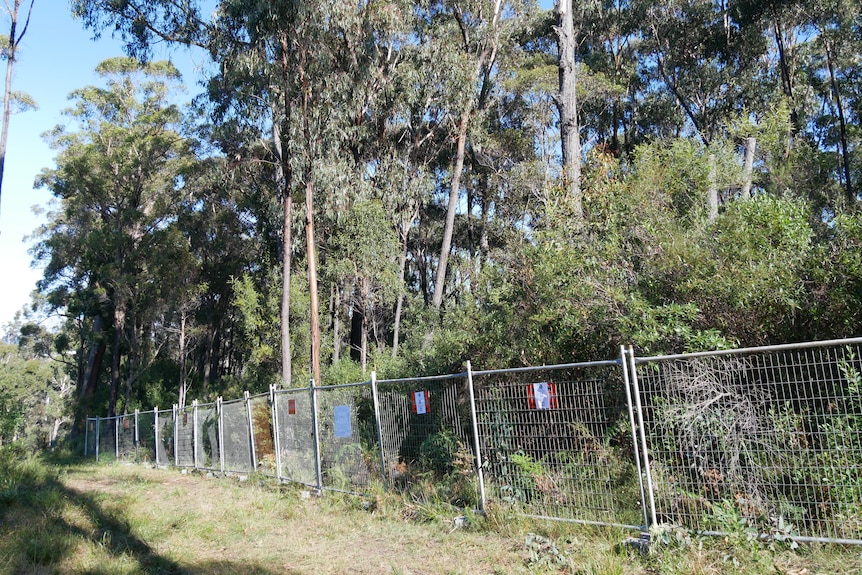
<box><xmin>636</xmin><ymin>0</ymin><xmax>770</xmax><ymax>146</ymax></box>
<box><xmin>75</xmin><ymin>0</ymin><xmax>411</xmax><ymax>386</ymax></box>
<box><xmin>324</xmin><ymin>200</ymin><xmax>400</xmax><ymax>373</ymax></box>
<box><xmin>802</xmin><ymin>0</ymin><xmax>861</xmax><ymax>209</ymax></box>
<box><xmin>0</xmin><ymin>0</ymin><xmax>34</xmax><ymax>222</ymax></box>
<box><xmin>34</xmin><ymin>58</ymin><xmax>195</xmax><ymax>418</ymax></box>
<box><xmin>426</xmin><ymin>0</ymin><xmax>532</xmax><ymax>310</ymax></box>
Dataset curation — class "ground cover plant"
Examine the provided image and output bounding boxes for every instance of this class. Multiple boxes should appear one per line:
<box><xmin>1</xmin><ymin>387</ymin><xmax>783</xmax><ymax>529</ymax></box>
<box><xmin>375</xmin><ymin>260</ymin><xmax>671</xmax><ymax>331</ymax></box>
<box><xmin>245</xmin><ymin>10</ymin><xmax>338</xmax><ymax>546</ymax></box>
<box><xmin>1</xmin><ymin>448</ymin><xmax>861</xmax><ymax>575</ymax></box>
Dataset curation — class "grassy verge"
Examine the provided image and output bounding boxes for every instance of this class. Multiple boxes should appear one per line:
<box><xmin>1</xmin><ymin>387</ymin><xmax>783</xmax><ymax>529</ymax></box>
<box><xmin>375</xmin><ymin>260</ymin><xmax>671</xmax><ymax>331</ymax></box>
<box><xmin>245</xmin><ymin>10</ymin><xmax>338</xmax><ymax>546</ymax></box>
<box><xmin>1</xmin><ymin>449</ymin><xmax>861</xmax><ymax>574</ymax></box>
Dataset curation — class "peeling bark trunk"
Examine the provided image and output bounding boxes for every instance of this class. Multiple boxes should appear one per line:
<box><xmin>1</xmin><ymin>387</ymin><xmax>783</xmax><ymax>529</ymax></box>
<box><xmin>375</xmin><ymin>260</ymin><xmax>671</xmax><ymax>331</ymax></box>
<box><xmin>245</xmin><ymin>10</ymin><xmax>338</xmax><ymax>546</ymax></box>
<box><xmin>556</xmin><ymin>0</ymin><xmax>582</xmax><ymax>216</ymax></box>
<box><xmin>274</xmin><ymin>118</ymin><xmax>293</xmax><ymax>387</ymax></box>
<box><xmin>432</xmin><ymin>109</ymin><xmax>470</xmax><ymax>310</ymax></box>
<box><xmin>305</xmin><ymin>173</ymin><xmax>321</xmax><ymax>385</ymax></box>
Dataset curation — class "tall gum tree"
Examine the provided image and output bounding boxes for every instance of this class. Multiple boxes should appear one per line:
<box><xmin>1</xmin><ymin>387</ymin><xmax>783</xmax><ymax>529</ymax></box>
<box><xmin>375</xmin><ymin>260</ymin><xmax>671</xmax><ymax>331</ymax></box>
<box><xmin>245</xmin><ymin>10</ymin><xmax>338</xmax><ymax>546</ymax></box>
<box><xmin>35</xmin><ymin>58</ymin><xmax>193</xmax><ymax>418</ymax></box>
<box><xmin>429</xmin><ymin>0</ymin><xmax>520</xmax><ymax>310</ymax></box>
<box><xmin>0</xmin><ymin>0</ymin><xmax>34</xmax><ymax>224</ymax></box>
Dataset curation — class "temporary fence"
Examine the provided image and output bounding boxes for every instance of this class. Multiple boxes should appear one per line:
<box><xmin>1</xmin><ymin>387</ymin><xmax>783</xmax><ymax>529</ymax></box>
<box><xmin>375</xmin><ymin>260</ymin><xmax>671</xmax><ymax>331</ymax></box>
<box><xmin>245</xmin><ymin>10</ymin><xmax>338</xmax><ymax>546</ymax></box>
<box><xmin>628</xmin><ymin>339</ymin><xmax>862</xmax><ymax>545</ymax></box>
<box><xmin>84</xmin><ymin>337</ymin><xmax>862</xmax><ymax>545</ymax></box>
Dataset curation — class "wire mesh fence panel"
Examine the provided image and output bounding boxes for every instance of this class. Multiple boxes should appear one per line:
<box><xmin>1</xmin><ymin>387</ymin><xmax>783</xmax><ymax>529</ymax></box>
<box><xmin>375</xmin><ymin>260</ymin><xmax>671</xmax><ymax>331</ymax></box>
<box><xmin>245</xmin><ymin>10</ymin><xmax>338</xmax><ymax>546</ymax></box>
<box><xmin>85</xmin><ymin>418</ymin><xmax>98</xmax><ymax>458</ymax></box>
<box><xmin>377</xmin><ymin>376</ymin><xmax>475</xmax><ymax>497</ymax></box>
<box><xmin>118</xmin><ymin>414</ymin><xmax>136</xmax><ymax>461</ymax></box>
<box><xmin>634</xmin><ymin>341</ymin><xmax>862</xmax><ymax>543</ymax></box>
<box><xmin>473</xmin><ymin>363</ymin><xmax>644</xmax><ymax>528</ymax></box>
<box><xmin>196</xmin><ymin>403</ymin><xmax>220</xmax><ymax>470</ymax></box>
<box><xmin>98</xmin><ymin>417</ymin><xmax>118</xmax><ymax>462</ymax></box>
<box><xmin>248</xmin><ymin>394</ymin><xmax>275</xmax><ymax>476</ymax></box>
<box><xmin>221</xmin><ymin>398</ymin><xmax>253</xmax><ymax>473</ymax></box>
<box><xmin>176</xmin><ymin>406</ymin><xmax>195</xmax><ymax>467</ymax></box>
<box><xmin>137</xmin><ymin>411</ymin><xmax>157</xmax><ymax>463</ymax></box>
<box><xmin>316</xmin><ymin>384</ymin><xmax>379</xmax><ymax>492</ymax></box>
<box><xmin>155</xmin><ymin>409</ymin><xmax>174</xmax><ymax>465</ymax></box>
<box><xmin>275</xmin><ymin>388</ymin><xmax>317</xmax><ymax>485</ymax></box>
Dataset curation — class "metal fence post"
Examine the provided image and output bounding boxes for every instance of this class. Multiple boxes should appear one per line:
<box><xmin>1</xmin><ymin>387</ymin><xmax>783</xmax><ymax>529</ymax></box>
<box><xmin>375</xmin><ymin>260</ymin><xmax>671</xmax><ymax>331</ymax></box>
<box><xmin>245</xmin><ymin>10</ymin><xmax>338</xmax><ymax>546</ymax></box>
<box><xmin>370</xmin><ymin>371</ymin><xmax>388</xmax><ymax>485</ymax></box>
<box><xmin>217</xmin><ymin>397</ymin><xmax>225</xmax><ymax>474</ymax></box>
<box><xmin>154</xmin><ymin>407</ymin><xmax>160</xmax><ymax>466</ymax></box>
<box><xmin>115</xmin><ymin>417</ymin><xmax>120</xmax><ymax>460</ymax></box>
<box><xmin>173</xmin><ymin>404</ymin><xmax>179</xmax><ymax>467</ymax></box>
<box><xmin>627</xmin><ymin>345</ymin><xmax>657</xmax><ymax>528</ymax></box>
<box><xmin>245</xmin><ymin>391</ymin><xmax>258</xmax><ymax>471</ymax></box>
<box><xmin>309</xmin><ymin>379</ymin><xmax>323</xmax><ymax>493</ymax></box>
<box><xmin>621</xmin><ymin>346</ymin><xmax>649</xmax><ymax>531</ymax></box>
<box><xmin>95</xmin><ymin>418</ymin><xmax>100</xmax><ymax>461</ymax></box>
<box><xmin>134</xmin><ymin>409</ymin><xmax>140</xmax><ymax>463</ymax></box>
<box><xmin>466</xmin><ymin>361</ymin><xmax>487</xmax><ymax>514</ymax></box>
<box><xmin>84</xmin><ymin>418</ymin><xmax>90</xmax><ymax>457</ymax></box>
<box><xmin>271</xmin><ymin>385</ymin><xmax>283</xmax><ymax>481</ymax></box>
<box><xmin>193</xmin><ymin>400</ymin><xmax>199</xmax><ymax>470</ymax></box>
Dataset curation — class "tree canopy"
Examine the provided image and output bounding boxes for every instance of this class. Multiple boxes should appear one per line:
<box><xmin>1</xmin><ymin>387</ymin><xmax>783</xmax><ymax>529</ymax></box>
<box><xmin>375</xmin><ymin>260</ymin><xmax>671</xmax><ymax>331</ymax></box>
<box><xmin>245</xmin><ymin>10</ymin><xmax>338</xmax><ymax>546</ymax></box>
<box><xmin>4</xmin><ymin>0</ymin><xmax>860</xmax><ymax>430</ymax></box>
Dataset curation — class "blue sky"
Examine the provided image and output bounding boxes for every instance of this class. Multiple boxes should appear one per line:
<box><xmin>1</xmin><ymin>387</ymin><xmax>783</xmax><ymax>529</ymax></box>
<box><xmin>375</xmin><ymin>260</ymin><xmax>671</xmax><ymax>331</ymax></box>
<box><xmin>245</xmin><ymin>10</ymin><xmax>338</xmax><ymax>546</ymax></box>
<box><xmin>0</xmin><ymin>3</ymin><xmax>207</xmax><ymax>330</ymax></box>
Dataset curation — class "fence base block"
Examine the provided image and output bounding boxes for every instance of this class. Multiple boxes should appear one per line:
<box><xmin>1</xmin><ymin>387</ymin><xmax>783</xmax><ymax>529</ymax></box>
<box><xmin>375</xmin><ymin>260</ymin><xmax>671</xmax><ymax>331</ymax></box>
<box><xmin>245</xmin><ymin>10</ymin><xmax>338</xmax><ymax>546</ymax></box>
<box><xmin>618</xmin><ymin>532</ymin><xmax>651</xmax><ymax>555</ymax></box>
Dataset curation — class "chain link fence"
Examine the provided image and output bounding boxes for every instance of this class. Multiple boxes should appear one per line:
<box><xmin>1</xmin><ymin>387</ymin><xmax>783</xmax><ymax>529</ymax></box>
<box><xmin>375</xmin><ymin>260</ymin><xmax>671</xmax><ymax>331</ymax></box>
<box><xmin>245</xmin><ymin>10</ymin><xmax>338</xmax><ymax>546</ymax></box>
<box><xmin>84</xmin><ymin>337</ymin><xmax>862</xmax><ymax>545</ymax></box>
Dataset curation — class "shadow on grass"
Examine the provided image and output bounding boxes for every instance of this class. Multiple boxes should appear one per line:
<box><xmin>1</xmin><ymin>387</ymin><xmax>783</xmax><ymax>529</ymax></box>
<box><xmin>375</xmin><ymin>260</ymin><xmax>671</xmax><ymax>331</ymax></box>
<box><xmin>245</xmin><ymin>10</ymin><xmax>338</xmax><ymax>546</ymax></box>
<box><xmin>0</xmin><ymin>454</ymin><xmax>301</xmax><ymax>574</ymax></box>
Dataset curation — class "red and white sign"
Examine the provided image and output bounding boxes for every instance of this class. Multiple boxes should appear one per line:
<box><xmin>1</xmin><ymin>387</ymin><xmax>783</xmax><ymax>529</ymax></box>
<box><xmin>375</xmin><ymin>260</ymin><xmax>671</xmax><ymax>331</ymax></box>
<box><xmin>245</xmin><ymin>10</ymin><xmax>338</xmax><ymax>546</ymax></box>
<box><xmin>411</xmin><ymin>390</ymin><xmax>430</xmax><ymax>414</ymax></box>
<box><xmin>527</xmin><ymin>382</ymin><xmax>558</xmax><ymax>410</ymax></box>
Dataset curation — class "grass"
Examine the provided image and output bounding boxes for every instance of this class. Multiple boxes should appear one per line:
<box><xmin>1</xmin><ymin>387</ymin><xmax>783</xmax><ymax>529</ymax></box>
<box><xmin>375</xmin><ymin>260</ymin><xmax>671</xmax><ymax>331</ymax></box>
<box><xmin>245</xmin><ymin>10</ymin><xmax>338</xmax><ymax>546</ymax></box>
<box><xmin>1</xmin><ymin>449</ymin><xmax>861</xmax><ymax>574</ymax></box>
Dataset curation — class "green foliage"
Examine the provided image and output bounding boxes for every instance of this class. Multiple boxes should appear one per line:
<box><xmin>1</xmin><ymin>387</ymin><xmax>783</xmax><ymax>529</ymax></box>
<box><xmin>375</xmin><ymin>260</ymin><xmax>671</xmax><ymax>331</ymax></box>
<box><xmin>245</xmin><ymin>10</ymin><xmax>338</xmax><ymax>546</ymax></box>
<box><xmin>30</xmin><ymin>0</ymin><xmax>862</xmax><ymax>421</ymax></box>
<box><xmin>0</xmin><ymin>343</ymin><xmax>71</xmax><ymax>450</ymax></box>
<box><xmin>232</xmin><ymin>270</ymin><xmax>281</xmax><ymax>390</ymax></box>
<box><xmin>524</xmin><ymin>532</ymin><xmax>572</xmax><ymax>569</ymax></box>
<box><xmin>417</xmin><ymin>429</ymin><xmax>461</xmax><ymax>475</ymax></box>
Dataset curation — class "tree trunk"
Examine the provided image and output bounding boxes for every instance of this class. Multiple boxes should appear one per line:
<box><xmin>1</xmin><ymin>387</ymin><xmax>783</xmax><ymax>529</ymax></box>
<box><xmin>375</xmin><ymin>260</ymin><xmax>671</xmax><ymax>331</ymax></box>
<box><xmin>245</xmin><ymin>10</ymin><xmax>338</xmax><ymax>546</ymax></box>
<box><xmin>304</xmin><ymin>174</ymin><xmax>321</xmax><ymax>385</ymax></box>
<box><xmin>391</xmin><ymin>238</ymin><xmax>409</xmax><ymax>359</ymax></box>
<box><xmin>360</xmin><ymin>277</ymin><xmax>369</xmax><ymax>375</ymax></box>
<box><xmin>824</xmin><ymin>39</ymin><xmax>853</xmax><ymax>207</ymax></box>
<box><xmin>108</xmin><ymin>302</ymin><xmax>125</xmax><ymax>418</ymax></box>
<box><xmin>432</xmin><ymin>109</ymin><xmax>470</xmax><ymax>310</ymax></box>
<box><xmin>556</xmin><ymin>0</ymin><xmax>582</xmax><ymax>216</ymax></box>
<box><xmin>123</xmin><ymin>310</ymin><xmax>139</xmax><ymax>413</ymax></box>
<box><xmin>0</xmin><ymin>0</ymin><xmax>32</xmax><ymax>221</ymax></box>
<box><xmin>0</xmin><ymin>16</ymin><xmax>14</xmax><ymax>220</ymax></box>
<box><xmin>707</xmin><ymin>153</ymin><xmax>718</xmax><ymax>222</ymax></box>
<box><xmin>75</xmin><ymin>314</ymin><xmax>106</xmax><ymax>434</ymax></box>
<box><xmin>274</xmin><ymin>118</ymin><xmax>293</xmax><ymax>386</ymax></box>
<box><xmin>330</xmin><ymin>283</ymin><xmax>339</xmax><ymax>362</ymax></box>
<box><xmin>741</xmin><ymin>137</ymin><xmax>756</xmax><ymax>200</ymax></box>
<box><xmin>179</xmin><ymin>309</ymin><xmax>187</xmax><ymax>408</ymax></box>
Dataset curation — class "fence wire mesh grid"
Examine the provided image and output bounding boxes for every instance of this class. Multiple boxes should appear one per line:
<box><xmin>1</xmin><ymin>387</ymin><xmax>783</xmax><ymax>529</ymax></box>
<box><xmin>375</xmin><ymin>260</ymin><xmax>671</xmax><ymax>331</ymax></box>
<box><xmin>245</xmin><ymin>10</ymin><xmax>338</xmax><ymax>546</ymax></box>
<box><xmin>274</xmin><ymin>388</ymin><xmax>316</xmax><ymax>485</ymax></box>
<box><xmin>633</xmin><ymin>342</ymin><xmax>862</xmax><ymax>543</ymax></box>
<box><xmin>316</xmin><ymin>384</ymin><xmax>379</xmax><ymax>492</ymax></box>
<box><xmin>473</xmin><ymin>363</ymin><xmax>644</xmax><ymax>529</ymax></box>
<box><xmin>221</xmin><ymin>398</ymin><xmax>253</xmax><ymax>474</ymax></box>
<box><xmin>377</xmin><ymin>376</ymin><xmax>474</xmax><ymax>494</ymax></box>
<box><xmin>85</xmin><ymin>337</ymin><xmax>862</xmax><ymax>545</ymax></box>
